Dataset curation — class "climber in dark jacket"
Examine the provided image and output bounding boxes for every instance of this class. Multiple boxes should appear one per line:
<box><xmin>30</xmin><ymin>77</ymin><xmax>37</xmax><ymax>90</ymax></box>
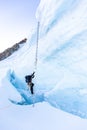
<box><xmin>25</xmin><ymin>72</ymin><xmax>35</xmax><ymax>94</ymax></box>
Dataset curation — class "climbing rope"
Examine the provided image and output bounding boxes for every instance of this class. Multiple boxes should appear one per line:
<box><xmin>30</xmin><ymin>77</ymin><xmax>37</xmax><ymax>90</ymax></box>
<box><xmin>34</xmin><ymin>21</ymin><xmax>40</xmax><ymax>72</ymax></box>
<box><xmin>0</xmin><ymin>104</ymin><xmax>11</xmax><ymax>110</ymax></box>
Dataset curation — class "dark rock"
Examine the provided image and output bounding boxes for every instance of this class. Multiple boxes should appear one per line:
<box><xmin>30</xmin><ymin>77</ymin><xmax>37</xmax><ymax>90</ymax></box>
<box><xmin>0</xmin><ymin>38</ymin><xmax>27</xmax><ymax>61</ymax></box>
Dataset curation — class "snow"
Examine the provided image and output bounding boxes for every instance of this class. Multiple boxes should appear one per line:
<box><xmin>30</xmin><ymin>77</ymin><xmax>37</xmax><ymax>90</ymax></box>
<box><xmin>0</xmin><ymin>0</ymin><xmax>87</xmax><ymax>129</ymax></box>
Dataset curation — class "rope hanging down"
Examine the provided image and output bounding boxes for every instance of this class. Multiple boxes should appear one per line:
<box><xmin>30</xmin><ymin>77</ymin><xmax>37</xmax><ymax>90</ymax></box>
<box><xmin>34</xmin><ymin>21</ymin><xmax>40</xmax><ymax>71</ymax></box>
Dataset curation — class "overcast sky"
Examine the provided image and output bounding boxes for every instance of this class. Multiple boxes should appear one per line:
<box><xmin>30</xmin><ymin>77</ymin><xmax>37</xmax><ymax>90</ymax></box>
<box><xmin>0</xmin><ymin>0</ymin><xmax>40</xmax><ymax>52</ymax></box>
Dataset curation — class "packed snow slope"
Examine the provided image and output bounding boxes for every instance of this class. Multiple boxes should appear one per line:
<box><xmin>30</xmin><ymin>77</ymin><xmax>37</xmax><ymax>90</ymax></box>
<box><xmin>1</xmin><ymin>0</ymin><xmax>87</xmax><ymax>119</ymax></box>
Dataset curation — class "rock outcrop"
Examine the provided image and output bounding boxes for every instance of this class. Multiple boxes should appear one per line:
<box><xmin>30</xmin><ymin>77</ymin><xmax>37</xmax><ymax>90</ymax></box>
<box><xmin>0</xmin><ymin>38</ymin><xmax>27</xmax><ymax>61</ymax></box>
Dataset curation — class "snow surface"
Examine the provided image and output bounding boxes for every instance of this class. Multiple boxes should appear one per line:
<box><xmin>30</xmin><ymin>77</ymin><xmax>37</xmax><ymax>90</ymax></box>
<box><xmin>0</xmin><ymin>0</ymin><xmax>87</xmax><ymax>129</ymax></box>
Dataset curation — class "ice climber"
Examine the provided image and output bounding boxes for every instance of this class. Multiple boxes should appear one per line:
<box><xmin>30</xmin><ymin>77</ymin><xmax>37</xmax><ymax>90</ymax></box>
<box><xmin>25</xmin><ymin>72</ymin><xmax>35</xmax><ymax>94</ymax></box>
